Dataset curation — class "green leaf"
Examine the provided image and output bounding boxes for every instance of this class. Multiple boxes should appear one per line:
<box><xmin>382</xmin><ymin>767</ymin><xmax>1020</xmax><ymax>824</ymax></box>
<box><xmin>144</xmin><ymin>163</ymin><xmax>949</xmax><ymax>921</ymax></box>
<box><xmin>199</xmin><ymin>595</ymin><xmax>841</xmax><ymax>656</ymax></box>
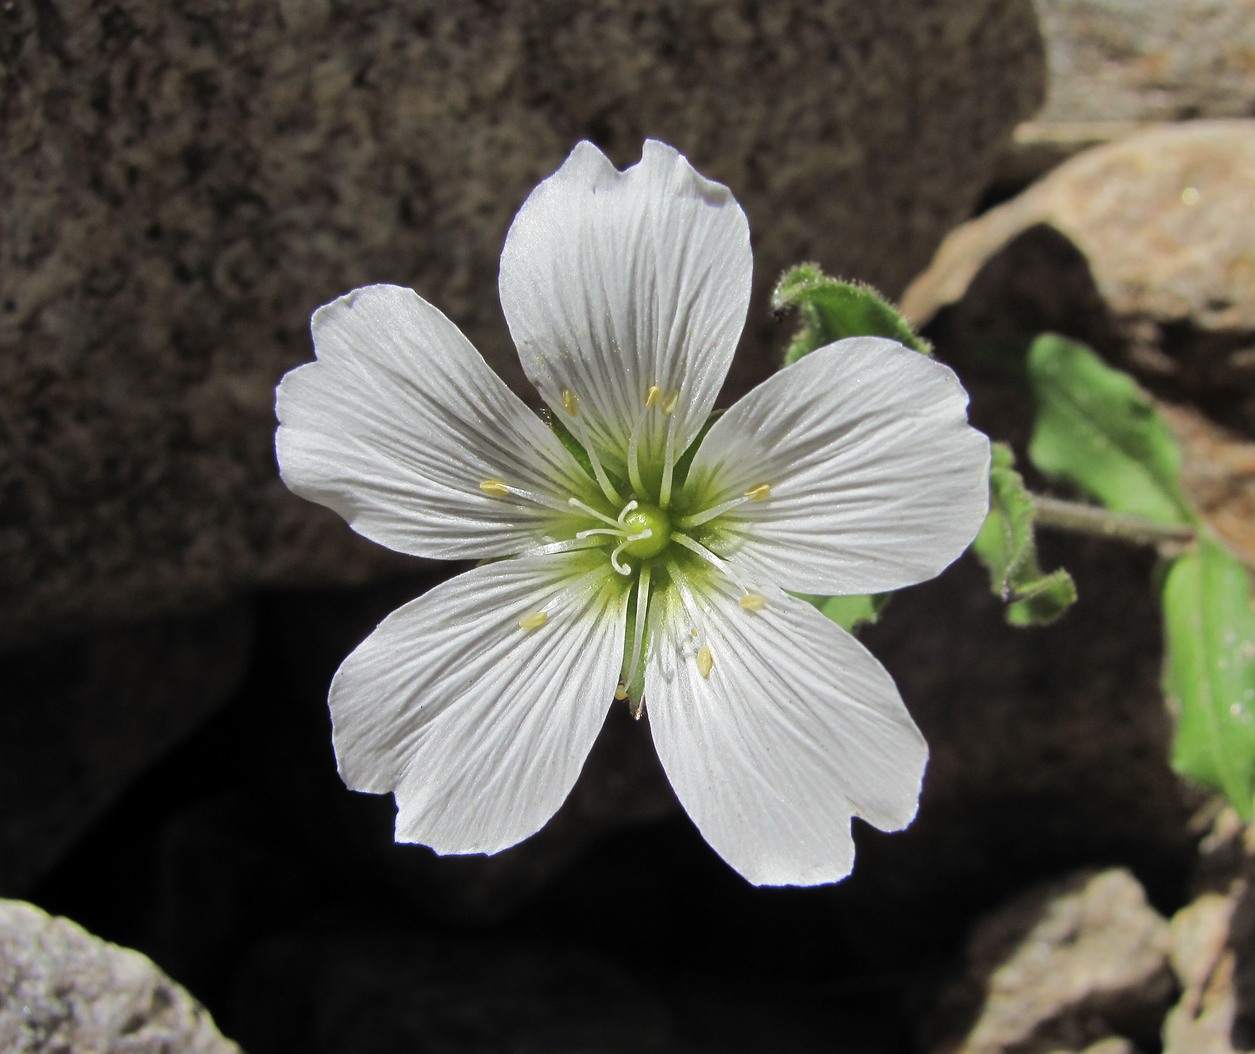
<box><xmin>971</xmin><ymin>443</ymin><xmax>1077</xmax><ymax>626</ymax></box>
<box><xmin>1005</xmin><ymin>569</ymin><xmax>1078</xmax><ymax>627</ymax></box>
<box><xmin>772</xmin><ymin>263</ymin><xmax>931</xmax><ymax>365</ymax></box>
<box><xmin>1163</xmin><ymin>537</ymin><xmax>1255</xmax><ymax>819</ymax></box>
<box><xmin>794</xmin><ymin>591</ymin><xmax>891</xmax><ymax>634</ymax></box>
<box><xmin>1026</xmin><ymin>334</ymin><xmax>1193</xmax><ymax>526</ymax></box>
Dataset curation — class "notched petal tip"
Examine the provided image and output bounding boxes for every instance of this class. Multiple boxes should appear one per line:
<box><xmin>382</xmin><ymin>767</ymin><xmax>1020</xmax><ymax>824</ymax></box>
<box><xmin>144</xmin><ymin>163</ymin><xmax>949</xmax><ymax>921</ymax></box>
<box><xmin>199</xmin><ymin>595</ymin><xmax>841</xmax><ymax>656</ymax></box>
<box><xmin>646</xmin><ymin>583</ymin><xmax>928</xmax><ymax>887</ymax></box>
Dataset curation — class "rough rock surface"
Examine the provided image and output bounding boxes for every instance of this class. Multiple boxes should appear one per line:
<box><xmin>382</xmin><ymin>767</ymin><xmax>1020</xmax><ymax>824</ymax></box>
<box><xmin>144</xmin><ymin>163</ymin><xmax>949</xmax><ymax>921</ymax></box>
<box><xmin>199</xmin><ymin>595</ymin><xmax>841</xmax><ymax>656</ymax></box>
<box><xmin>1035</xmin><ymin>0</ymin><xmax>1255</xmax><ymax>124</ymax></box>
<box><xmin>0</xmin><ymin>899</ymin><xmax>240</xmax><ymax>1054</ymax></box>
<box><xmin>927</xmin><ymin>869</ymin><xmax>1175</xmax><ymax>1054</ymax></box>
<box><xmin>1159</xmin><ymin>813</ymin><xmax>1255</xmax><ymax>1054</ymax></box>
<box><xmin>0</xmin><ymin>0</ymin><xmax>1045</xmax><ymax>647</ymax></box>
<box><xmin>0</xmin><ymin>602</ymin><xmax>253</xmax><ymax>892</ymax></box>
<box><xmin>998</xmin><ymin>1</ymin><xmax>1255</xmax><ymax>186</ymax></box>
<box><xmin>903</xmin><ymin>121</ymin><xmax>1255</xmax><ymax>434</ymax></box>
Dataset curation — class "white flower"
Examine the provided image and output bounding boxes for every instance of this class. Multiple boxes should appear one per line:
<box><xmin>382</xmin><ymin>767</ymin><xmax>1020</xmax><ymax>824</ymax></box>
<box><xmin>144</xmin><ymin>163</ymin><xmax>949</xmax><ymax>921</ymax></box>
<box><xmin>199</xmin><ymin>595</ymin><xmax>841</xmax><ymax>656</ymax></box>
<box><xmin>275</xmin><ymin>140</ymin><xmax>990</xmax><ymax>886</ymax></box>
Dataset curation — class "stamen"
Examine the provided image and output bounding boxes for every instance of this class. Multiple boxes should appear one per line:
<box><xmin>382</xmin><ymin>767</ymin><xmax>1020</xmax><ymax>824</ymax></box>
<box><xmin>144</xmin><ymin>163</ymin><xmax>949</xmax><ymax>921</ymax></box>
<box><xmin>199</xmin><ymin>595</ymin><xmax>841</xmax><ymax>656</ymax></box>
<box><xmin>745</xmin><ymin>483</ymin><xmax>771</xmax><ymax>501</ymax></box>
<box><xmin>661</xmin><ymin>389</ymin><xmax>680</xmax><ymax>414</ymax></box>
<box><xmin>658</xmin><ymin>403</ymin><xmax>680</xmax><ymax>508</ymax></box>
<box><xmin>625</xmin><ymin>563</ymin><xmax>651</xmax><ymax>689</ymax></box>
<box><xmin>671</xmin><ymin>531</ymin><xmax>727</xmax><ymax>569</ymax></box>
<box><xmin>575</xmin><ymin>526</ymin><xmax>626</xmax><ymax>541</ymax></box>
<box><xmin>616</xmin><ymin>499</ymin><xmax>639</xmax><ymax>522</ymax></box>
<box><xmin>644</xmin><ymin>385</ymin><xmax>661</xmax><ymax>408</ymax></box>
<box><xmin>483</xmin><ymin>480</ymin><xmax>588</xmax><ymax>519</ymax></box>
<box><xmin>517</xmin><ymin>537</ymin><xmax>607</xmax><ymax>558</ymax></box>
<box><xmin>614</xmin><ymin>682</ymin><xmax>629</xmax><ymax>701</ymax></box>
<box><xmin>739</xmin><ymin>592</ymin><xmax>767</xmax><ymax>611</ymax></box>
<box><xmin>671</xmin><ymin>532</ymin><xmax>751</xmax><ymax>592</ymax></box>
<box><xmin>696</xmin><ymin>644</ymin><xmax>713</xmax><ymax>679</ymax></box>
<box><xmin>518</xmin><ymin>611</ymin><xmax>548</xmax><ymax>630</ymax></box>
<box><xmin>627</xmin><ymin>410</ymin><xmax>648</xmax><ymax>496</ymax></box>
<box><xmin>558</xmin><ymin>390</ymin><xmax>623</xmax><ymax>506</ymax></box>
<box><xmin>567</xmin><ymin>497</ymin><xmax>621</xmax><ymax>529</ymax></box>
<box><xmin>676</xmin><ymin>493</ymin><xmax>751</xmax><ymax>529</ymax></box>
<box><xmin>480</xmin><ymin>479</ymin><xmax>510</xmax><ymax>497</ymax></box>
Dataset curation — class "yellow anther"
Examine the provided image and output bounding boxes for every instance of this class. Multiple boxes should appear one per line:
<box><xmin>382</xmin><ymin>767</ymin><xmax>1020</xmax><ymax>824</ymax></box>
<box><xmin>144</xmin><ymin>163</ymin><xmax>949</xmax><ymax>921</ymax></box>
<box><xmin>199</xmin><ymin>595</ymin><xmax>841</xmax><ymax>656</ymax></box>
<box><xmin>696</xmin><ymin>644</ymin><xmax>714</xmax><ymax>679</ymax></box>
<box><xmin>739</xmin><ymin>593</ymin><xmax>767</xmax><ymax>611</ymax></box>
<box><xmin>517</xmin><ymin>611</ymin><xmax>548</xmax><ymax>630</ymax></box>
<box><xmin>744</xmin><ymin>483</ymin><xmax>771</xmax><ymax>502</ymax></box>
<box><xmin>480</xmin><ymin>479</ymin><xmax>510</xmax><ymax>497</ymax></box>
<box><xmin>644</xmin><ymin>384</ymin><xmax>661</xmax><ymax>408</ymax></box>
<box><xmin>661</xmin><ymin>389</ymin><xmax>680</xmax><ymax>414</ymax></box>
<box><xmin>614</xmin><ymin>682</ymin><xmax>629</xmax><ymax>701</ymax></box>
<box><xmin>561</xmin><ymin>389</ymin><xmax>580</xmax><ymax>416</ymax></box>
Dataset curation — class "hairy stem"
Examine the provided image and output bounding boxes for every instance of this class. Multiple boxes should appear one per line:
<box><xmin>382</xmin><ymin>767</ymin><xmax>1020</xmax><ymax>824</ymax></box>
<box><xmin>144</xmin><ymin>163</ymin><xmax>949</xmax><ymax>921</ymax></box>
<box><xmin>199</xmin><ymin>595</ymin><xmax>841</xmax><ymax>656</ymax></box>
<box><xmin>1031</xmin><ymin>494</ymin><xmax>1195</xmax><ymax>548</ymax></box>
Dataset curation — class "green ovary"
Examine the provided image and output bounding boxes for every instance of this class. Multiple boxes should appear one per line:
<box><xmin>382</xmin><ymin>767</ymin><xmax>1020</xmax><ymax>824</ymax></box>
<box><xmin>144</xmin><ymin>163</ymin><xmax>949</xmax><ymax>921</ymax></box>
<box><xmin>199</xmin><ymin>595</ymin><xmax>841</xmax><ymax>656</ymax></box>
<box><xmin>621</xmin><ymin>503</ymin><xmax>672</xmax><ymax>560</ymax></box>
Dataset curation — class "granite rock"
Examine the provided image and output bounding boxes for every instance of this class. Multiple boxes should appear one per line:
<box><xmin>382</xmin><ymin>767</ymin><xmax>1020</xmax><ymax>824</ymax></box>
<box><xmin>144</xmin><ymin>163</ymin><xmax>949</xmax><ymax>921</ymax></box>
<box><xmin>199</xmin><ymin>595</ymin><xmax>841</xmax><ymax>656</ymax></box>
<box><xmin>903</xmin><ymin>121</ymin><xmax>1255</xmax><ymax>433</ymax></box>
<box><xmin>927</xmin><ymin>869</ymin><xmax>1175</xmax><ymax>1054</ymax></box>
<box><xmin>0</xmin><ymin>898</ymin><xmax>241</xmax><ymax>1054</ymax></box>
<box><xmin>1</xmin><ymin>0</ymin><xmax>1044</xmax><ymax>647</ymax></box>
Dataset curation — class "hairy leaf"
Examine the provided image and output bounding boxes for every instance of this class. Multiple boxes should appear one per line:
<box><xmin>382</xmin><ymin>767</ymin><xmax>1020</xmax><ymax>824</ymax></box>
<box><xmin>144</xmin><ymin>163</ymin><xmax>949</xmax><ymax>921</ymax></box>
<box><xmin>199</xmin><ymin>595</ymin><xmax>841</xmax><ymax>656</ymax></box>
<box><xmin>772</xmin><ymin>263</ymin><xmax>931</xmax><ymax>365</ymax></box>
<box><xmin>972</xmin><ymin>443</ymin><xmax>1076</xmax><ymax>625</ymax></box>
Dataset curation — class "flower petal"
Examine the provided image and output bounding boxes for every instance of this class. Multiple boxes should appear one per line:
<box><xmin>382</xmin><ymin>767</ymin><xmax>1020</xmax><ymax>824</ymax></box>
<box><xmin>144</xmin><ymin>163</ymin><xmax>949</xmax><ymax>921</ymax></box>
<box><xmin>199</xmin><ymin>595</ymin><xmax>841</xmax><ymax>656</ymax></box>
<box><xmin>499</xmin><ymin>141</ymin><xmax>751</xmax><ymax>484</ymax></box>
<box><xmin>684</xmin><ymin>338</ymin><xmax>990</xmax><ymax>595</ymax></box>
<box><xmin>330</xmin><ymin>551</ymin><xmax>628</xmax><ymax>855</ymax></box>
<box><xmin>276</xmin><ymin>284</ymin><xmax>598</xmax><ymax>560</ymax></box>
<box><xmin>645</xmin><ymin>576</ymin><xmax>927</xmax><ymax>887</ymax></box>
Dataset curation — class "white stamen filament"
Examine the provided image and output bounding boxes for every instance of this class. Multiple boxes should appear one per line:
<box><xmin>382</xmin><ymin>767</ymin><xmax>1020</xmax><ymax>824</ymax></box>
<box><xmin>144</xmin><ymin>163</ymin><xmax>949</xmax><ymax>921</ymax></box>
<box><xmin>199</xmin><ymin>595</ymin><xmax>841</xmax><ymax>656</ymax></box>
<box><xmin>671</xmin><ymin>531</ymin><xmax>751</xmax><ymax>593</ymax></box>
<box><xmin>657</xmin><ymin>398</ymin><xmax>681</xmax><ymax>508</ymax></box>
<box><xmin>567</xmin><ymin>497</ymin><xmax>622</xmax><ymax>528</ymax></box>
<box><xmin>559</xmin><ymin>387</ymin><xmax>622</xmax><ymax>505</ymax></box>
<box><xmin>676</xmin><ymin>493</ymin><xmax>751</xmax><ymax>530</ymax></box>
<box><xmin>516</xmin><ymin>537</ymin><xmax>607</xmax><ymax>558</ymax></box>
<box><xmin>626</xmin><ymin>410</ymin><xmax>649</xmax><ymax>496</ymax></box>
<box><xmin>626</xmin><ymin>562</ymin><xmax>651</xmax><ymax>683</ymax></box>
<box><xmin>483</xmin><ymin>480</ymin><xmax>593</xmax><ymax>519</ymax></box>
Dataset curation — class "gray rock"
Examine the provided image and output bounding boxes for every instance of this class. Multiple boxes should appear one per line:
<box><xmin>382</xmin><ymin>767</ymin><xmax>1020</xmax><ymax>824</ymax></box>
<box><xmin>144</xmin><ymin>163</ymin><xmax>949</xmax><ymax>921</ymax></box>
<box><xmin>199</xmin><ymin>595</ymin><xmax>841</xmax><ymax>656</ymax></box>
<box><xmin>903</xmin><ymin>121</ymin><xmax>1255</xmax><ymax>433</ymax></box>
<box><xmin>0</xmin><ymin>899</ymin><xmax>241</xmax><ymax>1054</ymax></box>
<box><xmin>927</xmin><ymin>869</ymin><xmax>1174</xmax><ymax>1054</ymax></box>
<box><xmin>0</xmin><ymin>602</ymin><xmax>253</xmax><ymax>892</ymax></box>
<box><xmin>0</xmin><ymin>0</ymin><xmax>1045</xmax><ymax>648</ymax></box>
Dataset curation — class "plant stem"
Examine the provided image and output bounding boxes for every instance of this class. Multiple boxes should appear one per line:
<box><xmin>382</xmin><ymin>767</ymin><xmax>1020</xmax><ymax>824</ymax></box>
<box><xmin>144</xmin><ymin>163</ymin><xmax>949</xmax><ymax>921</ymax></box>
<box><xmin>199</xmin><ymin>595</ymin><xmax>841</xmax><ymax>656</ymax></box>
<box><xmin>1031</xmin><ymin>494</ymin><xmax>1195</xmax><ymax>548</ymax></box>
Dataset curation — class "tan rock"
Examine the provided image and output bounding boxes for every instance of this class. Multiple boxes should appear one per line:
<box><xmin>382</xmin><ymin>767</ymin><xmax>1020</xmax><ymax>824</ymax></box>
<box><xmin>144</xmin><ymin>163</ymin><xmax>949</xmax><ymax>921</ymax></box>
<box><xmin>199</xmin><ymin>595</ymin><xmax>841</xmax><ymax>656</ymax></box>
<box><xmin>929</xmin><ymin>869</ymin><xmax>1173</xmax><ymax>1054</ymax></box>
<box><xmin>1163</xmin><ymin>892</ymin><xmax>1240</xmax><ymax>1054</ymax></box>
<box><xmin>904</xmin><ymin>121</ymin><xmax>1255</xmax><ymax>433</ymax></box>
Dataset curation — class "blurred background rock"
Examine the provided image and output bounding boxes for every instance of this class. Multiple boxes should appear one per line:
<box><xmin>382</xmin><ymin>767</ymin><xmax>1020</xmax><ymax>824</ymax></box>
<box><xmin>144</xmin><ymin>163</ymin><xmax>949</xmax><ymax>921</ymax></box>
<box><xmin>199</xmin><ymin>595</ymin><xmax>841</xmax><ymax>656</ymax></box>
<box><xmin>4</xmin><ymin>0</ymin><xmax>1255</xmax><ymax>1050</ymax></box>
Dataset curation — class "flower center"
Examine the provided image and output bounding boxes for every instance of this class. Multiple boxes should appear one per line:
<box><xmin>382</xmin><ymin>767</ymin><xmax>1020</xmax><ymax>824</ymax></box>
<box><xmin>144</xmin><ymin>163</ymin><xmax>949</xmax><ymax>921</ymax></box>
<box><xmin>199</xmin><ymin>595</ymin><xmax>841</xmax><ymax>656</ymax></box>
<box><xmin>620</xmin><ymin>502</ymin><xmax>671</xmax><ymax>560</ymax></box>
